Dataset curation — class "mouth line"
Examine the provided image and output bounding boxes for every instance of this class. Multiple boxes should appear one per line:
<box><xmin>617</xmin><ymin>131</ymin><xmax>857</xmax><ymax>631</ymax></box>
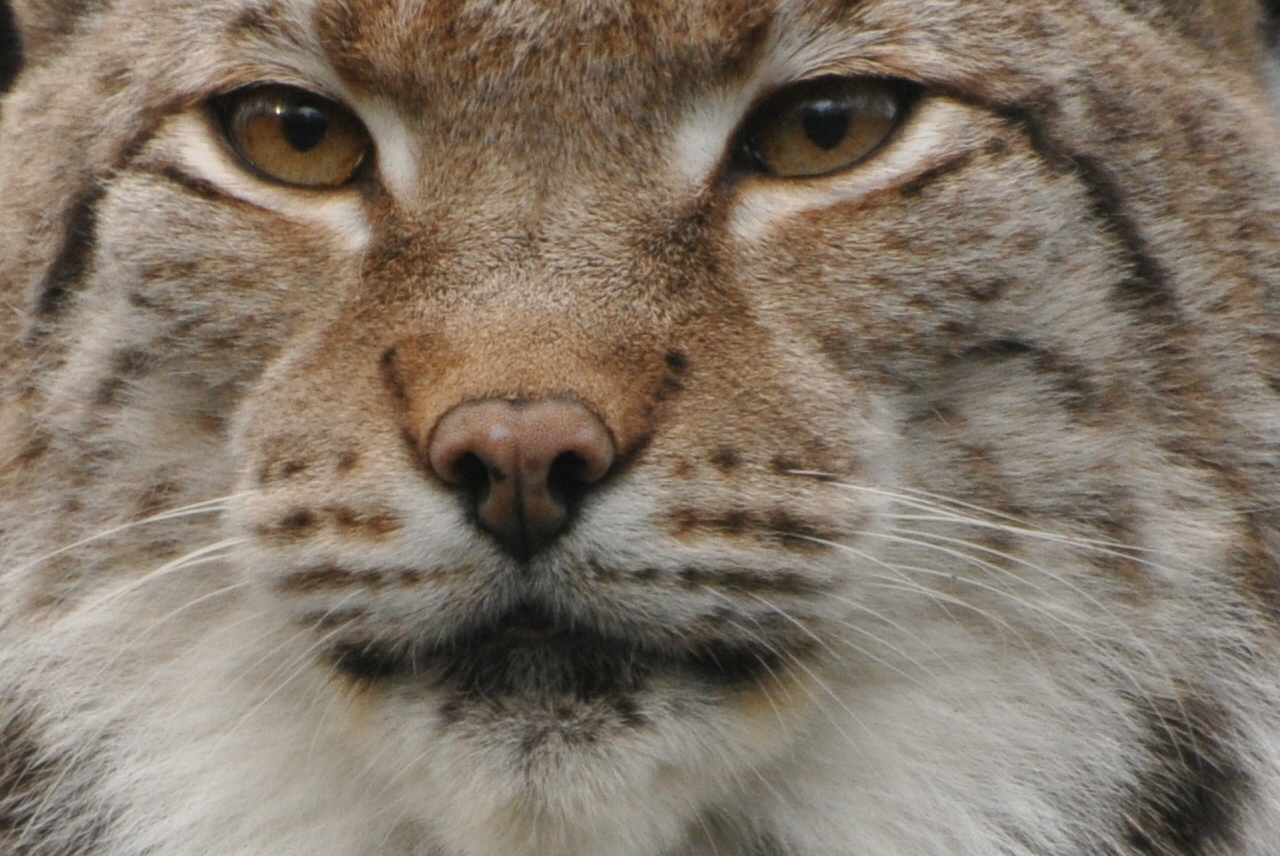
<box><xmin>328</xmin><ymin>601</ymin><xmax>788</xmax><ymax>694</ymax></box>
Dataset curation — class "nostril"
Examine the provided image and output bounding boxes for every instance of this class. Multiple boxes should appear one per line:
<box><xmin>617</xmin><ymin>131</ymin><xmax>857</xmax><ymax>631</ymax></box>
<box><xmin>546</xmin><ymin>450</ymin><xmax>593</xmax><ymax>505</ymax></box>
<box><xmin>428</xmin><ymin>410</ymin><xmax>513</xmax><ymax>488</ymax></box>
<box><xmin>425</xmin><ymin>397</ymin><xmax>616</xmax><ymax>558</ymax></box>
<box><xmin>449</xmin><ymin>451</ymin><xmax>493</xmax><ymax>500</ymax></box>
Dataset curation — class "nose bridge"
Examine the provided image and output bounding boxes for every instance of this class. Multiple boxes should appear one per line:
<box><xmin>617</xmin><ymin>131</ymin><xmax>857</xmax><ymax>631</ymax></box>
<box><xmin>375</xmin><ymin>250</ymin><xmax>674</xmax><ymax>463</ymax></box>
<box><xmin>358</xmin><ymin>187</ymin><xmax>703</xmax><ymax>461</ymax></box>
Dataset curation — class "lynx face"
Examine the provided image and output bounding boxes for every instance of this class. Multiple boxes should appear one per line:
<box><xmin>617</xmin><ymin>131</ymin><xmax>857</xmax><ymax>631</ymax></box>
<box><xmin>4</xmin><ymin>1</ymin><xmax>1280</xmax><ymax>855</ymax></box>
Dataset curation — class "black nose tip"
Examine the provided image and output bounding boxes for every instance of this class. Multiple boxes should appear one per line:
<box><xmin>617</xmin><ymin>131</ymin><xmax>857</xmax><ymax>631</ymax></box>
<box><xmin>427</xmin><ymin>398</ymin><xmax>615</xmax><ymax>559</ymax></box>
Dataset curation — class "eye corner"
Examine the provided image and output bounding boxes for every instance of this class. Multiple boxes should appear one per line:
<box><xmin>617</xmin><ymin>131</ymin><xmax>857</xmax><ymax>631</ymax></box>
<box><xmin>207</xmin><ymin>83</ymin><xmax>375</xmax><ymax>190</ymax></box>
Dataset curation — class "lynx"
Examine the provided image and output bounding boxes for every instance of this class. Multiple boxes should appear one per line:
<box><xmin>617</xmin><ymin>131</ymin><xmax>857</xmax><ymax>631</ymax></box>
<box><xmin>3</xmin><ymin>0</ymin><xmax>1280</xmax><ymax>854</ymax></box>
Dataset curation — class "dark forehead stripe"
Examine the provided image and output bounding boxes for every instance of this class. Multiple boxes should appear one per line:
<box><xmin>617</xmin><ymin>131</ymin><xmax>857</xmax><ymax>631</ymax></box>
<box><xmin>30</xmin><ymin>188</ymin><xmax>103</xmax><ymax>325</ymax></box>
<box><xmin>0</xmin><ymin>0</ymin><xmax>19</xmax><ymax>95</ymax></box>
<box><xmin>925</xmin><ymin>87</ymin><xmax>1199</xmax><ymax>415</ymax></box>
<box><xmin>947</xmin><ymin>89</ymin><xmax>1274</xmax><ymax>533</ymax></box>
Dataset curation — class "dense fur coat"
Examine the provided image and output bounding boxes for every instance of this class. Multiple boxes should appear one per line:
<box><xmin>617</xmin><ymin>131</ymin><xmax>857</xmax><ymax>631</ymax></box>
<box><xmin>4</xmin><ymin>0</ymin><xmax>1280</xmax><ymax>854</ymax></box>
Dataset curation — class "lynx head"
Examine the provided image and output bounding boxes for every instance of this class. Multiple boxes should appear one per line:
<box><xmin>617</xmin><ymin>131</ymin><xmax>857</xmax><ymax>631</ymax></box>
<box><xmin>3</xmin><ymin>1</ymin><xmax>1280</xmax><ymax>855</ymax></box>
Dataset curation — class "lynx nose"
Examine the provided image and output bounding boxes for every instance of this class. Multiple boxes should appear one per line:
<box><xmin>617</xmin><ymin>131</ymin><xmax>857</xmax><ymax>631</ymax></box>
<box><xmin>427</xmin><ymin>398</ymin><xmax>615</xmax><ymax>559</ymax></box>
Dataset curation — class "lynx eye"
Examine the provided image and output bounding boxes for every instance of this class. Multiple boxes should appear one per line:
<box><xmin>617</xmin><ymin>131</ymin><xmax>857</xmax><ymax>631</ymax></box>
<box><xmin>215</xmin><ymin>85</ymin><xmax>371</xmax><ymax>188</ymax></box>
<box><xmin>736</xmin><ymin>77</ymin><xmax>910</xmax><ymax>178</ymax></box>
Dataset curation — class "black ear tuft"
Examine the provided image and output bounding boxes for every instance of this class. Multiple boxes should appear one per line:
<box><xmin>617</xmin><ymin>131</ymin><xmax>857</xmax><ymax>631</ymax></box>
<box><xmin>0</xmin><ymin>0</ymin><xmax>21</xmax><ymax>95</ymax></box>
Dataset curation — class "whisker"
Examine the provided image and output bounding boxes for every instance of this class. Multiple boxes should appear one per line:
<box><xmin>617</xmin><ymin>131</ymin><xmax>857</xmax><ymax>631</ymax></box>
<box><xmin>6</xmin><ymin>493</ymin><xmax>245</xmax><ymax>577</ymax></box>
<box><xmin>789</xmin><ymin>473</ymin><xmax>1169</xmax><ymax>559</ymax></box>
<box><xmin>14</xmin><ymin>576</ymin><xmax>255</xmax><ymax>842</ymax></box>
<box><xmin>742</xmin><ymin>589</ymin><xmax>937</xmax><ymax>691</ymax></box>
<box><xmin>96</xmin><ymin>566</ymin><xmax>249</xmax><ymax>677</ymax></box>
<box><xmin>881</xmin><ymin>523</ymin><xmax>1197</xmax><ymax>740</ymax></box>
<box><xmin>306</xmin><ymin>663</ymin><xmax>355</xmax><ymax>762</ymax></box>
<box><xmin>816</xmin><ymin>537</ymin><xmax>1037</xmax><ymax>643</ymax></box>
<box><xmin>694</xmin><ymin>586</ymin><xmax>872</xmax><ymax>749</ymax></box>
<box><xmin>800</xmin><ymin>522</ymin><xmax>1193</xmax><ymax>754</ymax></box>
<box><xmin>883</xmin><ymin>526</ymin><xmax>1184</xmax><ymax>676</ymax></box>
<box><xmin>861</xmin><ymin>529</ymin><xmax>1092</xmax><ymax>622</ymax></box>
<box><xmin>224</xmin><ymin>594</ymin><xmax>368</xmax><ymax>737</ymax></box>
<box><xmin>70</xmin><ymin>537</ymin><xmax>247</xmax><ymax>621</ymax></box>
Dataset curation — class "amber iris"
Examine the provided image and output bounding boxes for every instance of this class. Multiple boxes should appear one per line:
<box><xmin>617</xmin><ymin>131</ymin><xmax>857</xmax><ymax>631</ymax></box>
<box><xmin>217</xmin><ymin>85</ymin><xmax>370</xmax><ymax>188</ymax></box>
<box><xmin>739</xmin><ymin>77</ymin><xmax>909</xmax><ymax>178</ymax></box>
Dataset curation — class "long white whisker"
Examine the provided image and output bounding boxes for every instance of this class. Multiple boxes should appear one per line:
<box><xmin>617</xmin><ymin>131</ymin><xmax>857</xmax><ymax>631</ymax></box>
<box><xmin>224</xmin><ymin>594</ymin><xmax>368</xmax><ymax>736</ymax></box>
<box><xmin>16</xmin><ymin>571</ymin><xmax>251</xmax><ymax>843</ymax></box>
<box><xmin>836</xmin><ymin>524</ymin><xmax>1193</xmax><ymax>750</ymax></box>
<box><xmin>741</xmin><ymin>588</ymin><xmax>937</xmax><ymax>691</ymax></box>
<box><xmin>95</xmin><ymin>562</ymin><xmax>248</xmax><ymax>676</ymax></box>
<box><xmin>693</xmin><ymin>586</ymin><xmax>871</xmax><ymax>749</ymax></box>
<box><xmin>880</xmin><ymin>511</ymin><xmax>1141</xmax><ymax>553</ymax></box>
<box><xmin>71</xmin><ymin>537</ymin><xmax>247</xmax><ymax>621</ymax></box>
<box><xmin>882</xmin><ymin>523</ymin><xmax>1196</xmax><ymax>737</ymax></box>
<box><xmin>7</xmin><ymin>494</ymin><xmax>245</xmax><ymax>577</ymax></box>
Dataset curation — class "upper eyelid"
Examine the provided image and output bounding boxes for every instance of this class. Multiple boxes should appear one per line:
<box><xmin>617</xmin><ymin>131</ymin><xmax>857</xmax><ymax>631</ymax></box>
<box><xmin>206</xmin><ymin>84</ymin><xmax>352</xmax><ymax>142</ymax></box>
<box><xmin>209</xmin><ymin>82</ymin><xmax>354</xmax><ymax>111</ymax></box>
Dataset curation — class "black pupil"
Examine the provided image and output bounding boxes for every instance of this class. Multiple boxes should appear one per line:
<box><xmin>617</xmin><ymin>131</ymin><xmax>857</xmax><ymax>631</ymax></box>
<box><xmin>800</xmin><ymin>100</ymin><xmax>850</xmax><ymax>150</ymax></box>
<box><xmin>279</xmin><ymin>104</ymin><xmax>329</xmax><ymax>152</ymax></box>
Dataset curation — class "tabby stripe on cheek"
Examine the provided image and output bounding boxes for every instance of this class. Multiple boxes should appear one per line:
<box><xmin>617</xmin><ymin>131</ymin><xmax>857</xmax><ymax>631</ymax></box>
<box><xmin>33</xmin><ymin>187</ymin><xmax>103</xmax><ymax>320</ymax></box>
<box><xmin>0</xmin><ymin>0</ymin><xmax>19</xmax><ymax>95</ymax></box>
<box><xmin>933</xmin><ymin>88</ymin><xmax>1178</xmax><ymax>334</ymax></box>
<box><xmin>990</xmin><ymin>98</ymin><xmax>1178</xmax><ymax>327</ymax></box>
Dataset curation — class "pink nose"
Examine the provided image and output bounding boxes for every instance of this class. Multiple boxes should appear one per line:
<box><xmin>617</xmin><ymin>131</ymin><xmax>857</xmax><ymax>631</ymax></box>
<box><xmin>427</xmin><ymin>398</ymin><xmax>616</xmax><ymax>559</ymax></box>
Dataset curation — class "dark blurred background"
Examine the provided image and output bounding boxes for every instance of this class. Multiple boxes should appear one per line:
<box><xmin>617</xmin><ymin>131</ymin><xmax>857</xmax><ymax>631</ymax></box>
<box><xmin>0</xmin><ymin>0</ymin><xmax>19</xmax><ymax>96</ymax></box>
